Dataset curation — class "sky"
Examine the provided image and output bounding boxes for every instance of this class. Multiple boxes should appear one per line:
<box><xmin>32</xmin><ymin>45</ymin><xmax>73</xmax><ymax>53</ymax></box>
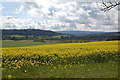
<box><xmin>0</xmin><ymin>0</ymin><xmax>119</xmax><ymax>32</ymax></box>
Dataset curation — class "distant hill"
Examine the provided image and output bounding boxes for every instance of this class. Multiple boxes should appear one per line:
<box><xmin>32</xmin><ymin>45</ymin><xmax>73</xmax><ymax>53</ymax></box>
<box><xmin>56</xmin><ymin>31</ymin><xmax>120</xmax><ymax>40</ymax></box>
<box><xmin>56</xmin><ymin>31</ymin><xmax>106</xmax><ymax>36</ymax></box>
<box><xmin>1</xmin><ymin>29</ymin><xmax>120</xmax><ymax>41</ymax></box>
<box><xmin>1</xmin><ymin>29</ymin><xmax>61</xmax><ymax>36</ymax></box>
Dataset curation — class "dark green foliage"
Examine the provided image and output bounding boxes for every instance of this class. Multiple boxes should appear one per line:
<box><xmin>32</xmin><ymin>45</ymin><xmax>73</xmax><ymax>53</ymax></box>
<box><xmin>2</xmin><ymin>29</ymin><xmax>61</xmax><ymax>36</ymax></box>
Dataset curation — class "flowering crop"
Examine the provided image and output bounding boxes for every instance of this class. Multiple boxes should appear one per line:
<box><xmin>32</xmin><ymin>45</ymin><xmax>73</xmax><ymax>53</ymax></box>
<box><xmin>2</xmin><ymin>41</ymin><xmax>119</xmax><ymax>70</ymax></box>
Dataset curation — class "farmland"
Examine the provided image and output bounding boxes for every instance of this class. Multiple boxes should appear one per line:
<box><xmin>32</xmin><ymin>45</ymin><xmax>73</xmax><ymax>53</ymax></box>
<box><xmin>2</xmin><ymin>40</ymin><xmax>92</xmax><ymax>48</ymax></box>
<box><xmin>2</xmin><ymin>40</ymin><xmax>61</xmax><ymax>48</ymax></box>
<box><xmin>2</xmin><ymin>41</ymin><xmax>119</xmax><ymax>78</ymax></box>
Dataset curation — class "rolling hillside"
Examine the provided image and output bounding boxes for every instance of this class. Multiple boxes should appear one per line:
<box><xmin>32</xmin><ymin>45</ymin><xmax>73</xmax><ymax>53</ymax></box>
<box><xmin>1</xmin><ymin>29</ymin><xmax>120</xmax><ymax>41</ymax></box>
<box><xmin>1</xmin><ymin>29</ymin><xmax>61</xmax><ymax>36</ymax></box>
<box><xmin>56</xmin><ymin>31</ymin><xmax>105</xmax><ymax>35</ymax></box>
<box><xmin>57</xmin><ymin>31</ymin><xmax>120</xmax><ymax>40</ymax></box>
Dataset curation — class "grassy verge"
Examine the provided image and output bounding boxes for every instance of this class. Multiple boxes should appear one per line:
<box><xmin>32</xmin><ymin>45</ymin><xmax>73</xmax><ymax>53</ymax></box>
<box><xmin>2</xmin><ymin>62</ymin><xmax>118</xmax><ymax>78</ymax></box>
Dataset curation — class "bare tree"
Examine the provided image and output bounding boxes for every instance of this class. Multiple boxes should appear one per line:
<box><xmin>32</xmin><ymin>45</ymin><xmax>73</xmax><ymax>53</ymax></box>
<box><xmin>101</xmin><ymin>0</ymin><xmax>120</xmax><ymax>12</ymax></box>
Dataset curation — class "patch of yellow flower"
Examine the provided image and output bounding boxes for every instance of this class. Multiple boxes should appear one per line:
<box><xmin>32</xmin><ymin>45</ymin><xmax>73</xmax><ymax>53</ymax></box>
<box><xmin>2</xmin><ymin>41</ymin><xmax>119</xmax><ymax>70</ymax></box>
<box><xmin>7</xmin><ymin>74</ymin><xmax>12</xmax><ymax>79</ymax></box>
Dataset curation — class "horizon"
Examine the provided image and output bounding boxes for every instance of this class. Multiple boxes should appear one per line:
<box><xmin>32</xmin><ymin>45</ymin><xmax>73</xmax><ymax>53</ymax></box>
<box><xmin>1</xmin><ymin>28</ymin><xmax>119</xmax><ymax>32</ymax></box>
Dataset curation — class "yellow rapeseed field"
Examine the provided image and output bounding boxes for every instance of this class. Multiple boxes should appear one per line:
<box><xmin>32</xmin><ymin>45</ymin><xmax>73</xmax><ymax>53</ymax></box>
<box><xmin>2</xmin><ymin>41</ymin><xmax>119</xmax><ymax>70</ymax></box>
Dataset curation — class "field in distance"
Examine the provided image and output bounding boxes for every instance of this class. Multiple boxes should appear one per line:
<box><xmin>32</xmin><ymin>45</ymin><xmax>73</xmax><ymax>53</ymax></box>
<box><xmin>2</xmin><ymin>40</ymin><xmax>64</xmax><ymax>48</ymax></box>
<box><xmin>2</xmin><ymin>40</ymin><xmax>119</xmax><ymax>78</ymax></box>
<box><xmin>2</xmin><ymin>40</ymin><xmax>93</xmax><ymax>48</ymax></box>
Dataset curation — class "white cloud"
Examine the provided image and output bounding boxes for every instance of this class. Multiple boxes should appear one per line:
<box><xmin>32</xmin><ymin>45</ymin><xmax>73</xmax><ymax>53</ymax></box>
<box><xmin>2</xmin><ymin>0</ymin><xmax>114</xmax><ymax>2</ymax></box>
<box><xmin>1</xmin><ymin>16</ymin><xmax>70</xmax><ymax>31</ymax></box>
<box><xmin>2</xmin><ymin>1</ymin><xmax>119</xmax><ymax>32</ymax></box>
<box><xmin>0</xmin><ymin>4</ymin><xmax>4</xmax><ymax>11</ymax></box>
<box><xmin>15</xmin><ymin>5</ymin><xmax>24</xmax><ymax>13</ymax></box>
<box><xmin>1</xmin><ymin>16</ymin><xmax>40</xmax><ymax>29</ymax></box>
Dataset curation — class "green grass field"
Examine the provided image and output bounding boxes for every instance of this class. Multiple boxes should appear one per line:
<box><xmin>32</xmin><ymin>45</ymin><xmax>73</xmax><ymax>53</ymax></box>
<box><xmin>3</xmin><ymin>62</ymin><xmax>118</xmax><ymax>78</ymax></box>
<box><xmin>2</xmin><ymin>40</ymin><xmax>62</xmax><ymax>48</ymax></box>
<box><xmin>2</xmin><ymin>40</ymin><xmax>88</xmax><ymax>48</ymax></box>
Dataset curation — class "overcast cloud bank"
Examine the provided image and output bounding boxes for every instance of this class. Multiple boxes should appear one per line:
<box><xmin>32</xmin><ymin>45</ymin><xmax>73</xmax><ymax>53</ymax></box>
<box><xmin>1</xmin><ymin>1</ymin><xmax>119</xmax><ymax>32</ymax></box>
